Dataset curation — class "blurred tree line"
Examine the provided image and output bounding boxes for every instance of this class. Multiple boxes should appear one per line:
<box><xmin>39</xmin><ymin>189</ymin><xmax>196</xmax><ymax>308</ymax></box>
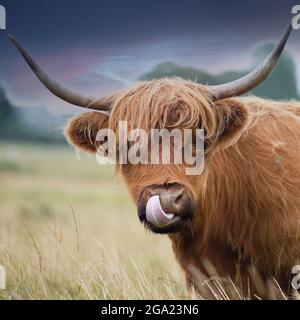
<box><xmin>140</xmin><ymin>44</ymin><xmax>299</xmax><ymax>100</ymax></box>
<box><xmin>0</xmin><ymin>87</ymin><xmax>65</xmax><ymax>143</ymax></box>
<box><xmin>0</xmin><ymin>87</ymin><xmax>32</xmax><ymax>140</ymax></box>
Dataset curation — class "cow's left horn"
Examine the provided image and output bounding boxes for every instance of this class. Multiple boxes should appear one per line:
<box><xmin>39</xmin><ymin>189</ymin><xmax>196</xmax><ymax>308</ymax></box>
<box><xmin>209</xmin><ymin>24</ymin><xmax>292</xmax><ymax>100</ymax></box>
<box><xmin>8</xmin><ymin>35</ymin><xmax>112</xmax><ymax>112</ymax></box>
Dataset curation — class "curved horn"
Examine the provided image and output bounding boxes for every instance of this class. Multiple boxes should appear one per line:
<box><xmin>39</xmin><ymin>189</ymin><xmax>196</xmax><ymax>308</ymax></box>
<box><xmin>209</xmin><ymin>24</ymin><xmax>292</xmax><ymax>100</ymax></box>
<box><xmin>8</xmin><ymin>35</ymin><xmax>111</xmax><ymax>112</ymax></box>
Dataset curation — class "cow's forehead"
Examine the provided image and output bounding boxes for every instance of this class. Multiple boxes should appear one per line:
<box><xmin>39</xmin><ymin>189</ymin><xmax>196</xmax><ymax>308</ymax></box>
<box><xmin>109</xmin><ymin>78</ymin><xmax>212</xmax><ymax>131</ymax></box>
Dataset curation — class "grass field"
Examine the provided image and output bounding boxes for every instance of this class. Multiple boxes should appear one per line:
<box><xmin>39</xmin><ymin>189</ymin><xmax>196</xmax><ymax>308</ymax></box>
<box><xmin>0</xmin><ymin>142</ymin><xmax>186</xmax><ymax>299</ymax></box>
<box><xmin>1</xmin><ymin>142</ymin><xmax>299</xmax><ymax>300</ymax></box>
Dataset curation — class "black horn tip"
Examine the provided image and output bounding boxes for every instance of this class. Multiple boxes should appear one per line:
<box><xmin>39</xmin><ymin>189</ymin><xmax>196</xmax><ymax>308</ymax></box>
<box><xmin>8</xmin><ymin>34</ymin><xmax>18</xmax><ymax>45</ymax></box>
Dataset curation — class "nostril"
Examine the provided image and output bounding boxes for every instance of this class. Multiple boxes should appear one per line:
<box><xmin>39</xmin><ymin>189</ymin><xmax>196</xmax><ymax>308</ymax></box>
<box><xmin>173</xmin><ymin>189</ymin><xmax>184</xmax><ymax>205</ymax></box>
<box><xmin>149</xmin><ymin>190</ymin><xmax>157</xmax><ymax>197</ymax></box>
<box><xmin>174</xmin><ymin>193</ymin><xmax>183</xmax><ymax>205</ymax></box>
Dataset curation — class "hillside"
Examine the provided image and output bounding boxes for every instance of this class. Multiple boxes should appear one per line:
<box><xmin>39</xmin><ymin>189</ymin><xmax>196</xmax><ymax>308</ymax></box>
<box><xmin>140</xmin><ymin>44</ymin><xmax>299</xmax><ymax>100</ymax></box>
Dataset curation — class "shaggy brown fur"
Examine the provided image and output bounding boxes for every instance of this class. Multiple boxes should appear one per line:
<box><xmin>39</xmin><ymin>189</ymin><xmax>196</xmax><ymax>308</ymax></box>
<box><xmin>65</xmin><ymin>78</ymin><xmax>300</xmax><ymax>297</ymax></box>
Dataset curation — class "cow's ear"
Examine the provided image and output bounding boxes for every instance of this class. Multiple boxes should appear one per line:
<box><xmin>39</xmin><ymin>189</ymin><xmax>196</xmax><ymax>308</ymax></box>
<box><xmin>214</xmin><ymin>98</ymin><xmax>249</xmax><ymax>149</ymax></box>
<box><xmin>65</xmin><ymin>112</ymin><xmax>109</xmax><ymax>153</ymax></box>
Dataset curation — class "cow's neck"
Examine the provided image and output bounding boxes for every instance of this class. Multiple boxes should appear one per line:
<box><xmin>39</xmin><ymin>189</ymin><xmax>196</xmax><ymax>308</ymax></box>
<box><xmin>168</xmin><ymin>132</ymin><xmax>266</xmax><ymax>277</ymax></box>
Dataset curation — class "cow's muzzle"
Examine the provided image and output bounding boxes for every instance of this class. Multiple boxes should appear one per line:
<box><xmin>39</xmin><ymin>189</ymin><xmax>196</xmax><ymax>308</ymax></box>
<box><xmin>138</xmin><ymin>183</ymin><xmax>195</xmax><ymax>234</ymax></box>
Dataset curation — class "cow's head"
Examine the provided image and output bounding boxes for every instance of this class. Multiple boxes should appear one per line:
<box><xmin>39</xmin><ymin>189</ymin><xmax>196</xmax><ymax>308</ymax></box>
<box><xmin>9</xmin><ymin>25</ymin><xmax>291</xmax><ymax>234</ymax></box>
<box><xmin>64</xmin><ymin>79</ymin><xmax>250</xmax><ymax>234</ymax></box>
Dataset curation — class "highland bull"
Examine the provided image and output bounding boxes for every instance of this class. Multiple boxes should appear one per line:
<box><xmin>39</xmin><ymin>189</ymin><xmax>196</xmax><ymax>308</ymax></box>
<box><xmin>9</xmin><ymin>25</ymin><xmax>300</xmax><ymax>297</ymax></box>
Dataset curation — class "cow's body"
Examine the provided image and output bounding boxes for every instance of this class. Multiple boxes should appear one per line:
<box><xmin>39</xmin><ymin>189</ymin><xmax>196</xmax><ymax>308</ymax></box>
<box><xmin>170</xmin><ymin>97</ymin><xmax>300</xmax><ymax>294</ymax></box>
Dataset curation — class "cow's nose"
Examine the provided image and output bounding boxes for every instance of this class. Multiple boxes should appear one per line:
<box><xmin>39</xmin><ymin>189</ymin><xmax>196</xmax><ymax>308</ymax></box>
<box><xmin>159</xmin><ymin>188</ymin><xmax>184</xmax><ymax>212</ymax></box>
<box><xmin>140</xmin><ymin>183</ymin><xmax>194</xmax><ymax>219</ymax></box>
<box><xmin>138</xmin><ymin>183</ymin><xmax>195</xmax><ymax>233</ymax></box>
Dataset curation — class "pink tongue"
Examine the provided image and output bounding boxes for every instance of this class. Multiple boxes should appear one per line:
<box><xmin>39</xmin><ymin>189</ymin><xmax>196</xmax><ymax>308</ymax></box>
<box><xmin>146</xmin><ymin>195</ymin><xmax>174</xmax><ymax>227</ymax></box>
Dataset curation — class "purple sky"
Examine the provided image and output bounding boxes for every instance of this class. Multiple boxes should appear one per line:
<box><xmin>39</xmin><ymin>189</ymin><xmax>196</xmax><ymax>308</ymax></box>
<box><xmin>0</xmin><ymin>0</ymin><xmax>299</xmax><ymax>115</ymax></box>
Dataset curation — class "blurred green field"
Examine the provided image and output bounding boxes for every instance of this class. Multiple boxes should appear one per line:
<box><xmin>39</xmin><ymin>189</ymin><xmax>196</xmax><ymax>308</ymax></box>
<box><xmin>0</xmin><ymin>142</ymin><xmax>186</xmax><ymax>299</ymax></box>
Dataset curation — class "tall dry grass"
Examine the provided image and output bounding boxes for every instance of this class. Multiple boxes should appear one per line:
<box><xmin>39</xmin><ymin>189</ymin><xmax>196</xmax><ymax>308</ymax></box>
<box><xmin>0</xmin><ymin>142</ymin><xmax>299</xmax><ymax>300</ymax></box>
<box><xmin>0</xmin><ymin>143</ymin><xmax>187</xmax><ymax>299</ymax></box>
